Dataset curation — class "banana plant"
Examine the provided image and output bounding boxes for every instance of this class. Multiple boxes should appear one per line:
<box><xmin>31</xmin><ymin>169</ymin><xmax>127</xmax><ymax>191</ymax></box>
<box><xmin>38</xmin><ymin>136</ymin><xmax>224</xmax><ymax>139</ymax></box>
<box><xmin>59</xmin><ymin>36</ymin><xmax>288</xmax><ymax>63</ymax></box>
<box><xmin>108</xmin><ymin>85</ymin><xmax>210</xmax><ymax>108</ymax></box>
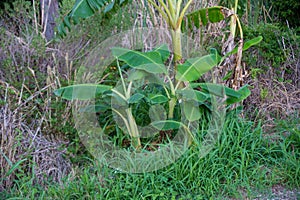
<box><xmin>54</xmin><ymin>40</ymin><xmax>260</xmax><ymax>149</ymax></box>
<box><xmin>55</xmin><ymin>0</ymin><xmax>262</xmax><ymax>150</ymax></box>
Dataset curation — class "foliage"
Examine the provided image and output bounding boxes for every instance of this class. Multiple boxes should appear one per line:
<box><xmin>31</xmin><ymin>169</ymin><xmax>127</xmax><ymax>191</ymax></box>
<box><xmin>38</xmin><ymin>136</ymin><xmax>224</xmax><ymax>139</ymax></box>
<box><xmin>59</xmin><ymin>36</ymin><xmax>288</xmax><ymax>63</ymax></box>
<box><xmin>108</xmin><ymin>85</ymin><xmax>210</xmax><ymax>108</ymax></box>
<box><xmin>54</xmin><ymin>0</ymin><xmax>263</xmax><ymax>151</ymax></box>
<box><xmin>275</xmin><ymin>116</ymin><xmax>300</xmax><ymax>151</ymax></box>
<box><xmin>55</xmin><ymin>40</ymin><xmax>260</xmax><ymax>149</ymax></box>
<box><xmin>218</xmin><ymin>0</ymin><xmax>248</xmax><ymax>17</ymax></box>
<box><xmin>243</xmin><ymin>23</ymin><xmax>299</xmax><ymax>78</ymax></box>
<box><xmin>59</xmin><ymin>0</ymin><xmax>76</xmax><ymax>15</ymax></box>
<box><xmin>58</xmin><ymin>0</ymin><xmax>128</xmax><ymax>36</ymax></box>
<box><xmin>271</xmin><ymin>0</ymin><xmax>300</xmax><ymax>28</ymax></box>
<box><xmin>2</xmin><ymin>115</ymin><xmax>299</xmax><ymax>198</ymax></box>
<box><xmin>0</xmin><ymin>0</ymin><xmax>49</xmax><ymax>89</ymax></box>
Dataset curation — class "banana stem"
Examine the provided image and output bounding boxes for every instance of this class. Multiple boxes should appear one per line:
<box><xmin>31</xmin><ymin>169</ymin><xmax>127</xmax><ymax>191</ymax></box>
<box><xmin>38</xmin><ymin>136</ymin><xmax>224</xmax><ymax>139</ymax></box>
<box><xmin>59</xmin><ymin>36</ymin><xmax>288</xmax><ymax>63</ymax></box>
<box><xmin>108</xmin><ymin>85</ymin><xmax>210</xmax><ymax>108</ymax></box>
<box><xmin>171</xmin><ymin>28</ymin><xmax>182</xmax><ymax>68</ymax></box>
<box><xmin>115</xmin><ymin>59</ymin><xmax>141</xmax><ymax>150</ymax></box>
<box><xmin>126</xmin><ymin>108</ymin><xmax>141</xmax><ymax>149</ymax></box>
<box><xmin>168</xmin><ymin>97</ymin><xmax>177</xmax><ymax>119</ymax></box>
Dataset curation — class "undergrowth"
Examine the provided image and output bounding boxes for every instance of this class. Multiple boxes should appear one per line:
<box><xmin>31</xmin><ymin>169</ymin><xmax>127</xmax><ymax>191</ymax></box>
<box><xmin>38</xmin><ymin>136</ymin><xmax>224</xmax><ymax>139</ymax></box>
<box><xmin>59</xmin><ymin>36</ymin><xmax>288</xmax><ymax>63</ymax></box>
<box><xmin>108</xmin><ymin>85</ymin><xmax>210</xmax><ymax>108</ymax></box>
<box><xmin>1</xmin><ymin>112</ymin><xmax>299</xmax><ymax>199</ymax></box>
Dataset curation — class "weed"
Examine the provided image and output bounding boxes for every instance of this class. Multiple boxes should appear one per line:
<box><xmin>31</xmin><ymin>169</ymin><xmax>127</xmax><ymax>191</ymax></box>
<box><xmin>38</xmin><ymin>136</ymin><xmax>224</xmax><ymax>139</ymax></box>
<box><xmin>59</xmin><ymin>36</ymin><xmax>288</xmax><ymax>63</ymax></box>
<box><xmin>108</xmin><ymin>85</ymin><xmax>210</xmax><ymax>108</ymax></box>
<box><xmin>3</xmin><ymin>115</ymin><xmax>299</xmax><ymax>199</ymax></box>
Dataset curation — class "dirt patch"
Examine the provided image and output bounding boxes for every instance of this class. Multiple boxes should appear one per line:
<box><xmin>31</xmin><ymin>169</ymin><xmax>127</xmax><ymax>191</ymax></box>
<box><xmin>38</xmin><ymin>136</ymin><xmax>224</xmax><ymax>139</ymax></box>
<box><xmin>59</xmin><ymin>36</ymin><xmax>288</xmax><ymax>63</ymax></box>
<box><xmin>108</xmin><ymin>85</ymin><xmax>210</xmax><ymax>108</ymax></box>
<box><xmin>252</xmin><ymin>185</ymin><xmax>300</xmax><ymax>200</ymax></box>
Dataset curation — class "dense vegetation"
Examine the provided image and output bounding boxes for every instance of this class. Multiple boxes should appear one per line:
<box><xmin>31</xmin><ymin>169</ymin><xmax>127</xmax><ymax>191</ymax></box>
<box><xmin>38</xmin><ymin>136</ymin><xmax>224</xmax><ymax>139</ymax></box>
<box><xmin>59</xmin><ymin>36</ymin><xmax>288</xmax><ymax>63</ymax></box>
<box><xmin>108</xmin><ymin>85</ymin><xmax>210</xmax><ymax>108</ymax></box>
<box><xmin>0</xmin><ymin>0</ymin><xmax>299</xmax><ymax>199</ymax></box>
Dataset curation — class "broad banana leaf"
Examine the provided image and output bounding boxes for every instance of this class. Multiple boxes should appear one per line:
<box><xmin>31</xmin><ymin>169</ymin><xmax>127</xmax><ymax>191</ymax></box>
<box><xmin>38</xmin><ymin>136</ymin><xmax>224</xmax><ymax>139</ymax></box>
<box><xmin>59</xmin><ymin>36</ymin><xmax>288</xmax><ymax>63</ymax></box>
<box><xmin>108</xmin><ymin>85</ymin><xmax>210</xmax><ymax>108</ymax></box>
<box><xmin>176</xmin><ymin>51</ymin><xmax>221</xmax><ymax>82</ymax></box>
<box><xmin>54</xmin><ymin>84</ymin><xmax>112</xmax><ymax>100</ymax></box>
<box><xmin>182</xmin><ymin>100</ymin><xmax>201</xmax><ymax>121</ymax></box>
<box><xmin>225</xmin><ymin>85</ymin><xmax>251</xmax><ymax>105</ymax></box>
<box><xmin>151</xmin><ymin>120</ymin><xmax>182</xmax><ymax>130</ymax></box>
<box><xmin>190</xmin><ymin>83</ymin><xmax>251</xmax><ymax>105</ymax></box>
<box><xmin>176</xmin><ymin>89</ymin><xmax>208</xmax><ymax>103</ymax></box>
<box><xmin>58</xmin><ymin>0</ymin><xmax>128</xmax><ymax>36</ymax></box>
<box><xmin>190</xmin><ymin>83</ymin><xmax>241</xmax><ymax>98</ymax></box>
<box><xmin>147</xmin><ymin>94</ymin><xmax>169</xmax><ymax>104</ymax></box>
<box><xmin>112</xmin><ymin>47</ymin><xmax>167</xmax><ymax>74</ymax></box>
<box><xmin>128</xmin><ymin>93</ymin><xmax>145</xmax><ymax>104</ymax></box>
<box><xmin>127</xmin><ymin>69</ymin><xmax>165</xmax><ymax>85</ymax></box>
<box><xmin>152</xmin><ymin>44</ymin><xmax>171</xmax><ymax>62</ymax></box>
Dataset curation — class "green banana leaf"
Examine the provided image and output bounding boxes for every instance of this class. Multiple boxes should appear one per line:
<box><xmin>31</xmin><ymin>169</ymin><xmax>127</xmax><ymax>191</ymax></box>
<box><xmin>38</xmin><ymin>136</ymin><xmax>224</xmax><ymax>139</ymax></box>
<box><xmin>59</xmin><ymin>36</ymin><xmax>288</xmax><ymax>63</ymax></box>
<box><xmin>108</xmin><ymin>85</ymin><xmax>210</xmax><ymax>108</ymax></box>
<box><xmin>190</xmin><ymin>83</ymin><xmax>241</xmax><ymax>98</ymax></box>
<box><xmin>225</xmin><ymin>36</ymin><xmax>263</xmax><ymax>57</ymax></box>
<box><xmin>54</xmin><ymin>84</ymin><xmax>112</xmax><ymax>100</ymax></box>
<box><xmin>147</xmin><ymin>94</ymin><xmax>169</xmax><ymax>104</ymax></box>
<box><xmin>128</xmin><ymin>93</ymin><xmax>145</xmax><ymax>104</ymax></box>
<box><xmin>127</xmin><ymin>69</ymin><xmax>165</xmax><ymax>85</ymax></box>
<box><xmin>225</xmin><ymin>85</ymin><xmax>251</xmax><ymax>105</ymax></box>
<box><xmin>152</xmin><ymin>44</ymin><xmax>171</xmax><ymax>62</ymax></box>
<box><xmin>112</xmin><ymin>47</ymin><xmax>167</xmax><ymax>74</ymax></box>
<box><xmin>176</xmin><ymin>89</ymin><xmax>208</xmax><ymax>103</ymax></box>
<box><xmin>190</xmin><ymin>83</ymin><xmax>251</xmax><ymax>105</ymax></box>
<box><xmin>176</xmin><ymin>53</ymin><xmax>221</xmax><ymax>82</ymax></box>
<box><xmin>151</xmin><ymin>120</ymin><xmax>182</xmax><ymax>130</ymax></box>
<box><xmin>182</xmin><ymin>100</ymin><xmax>201</xmax><ymax>121</ymax></box>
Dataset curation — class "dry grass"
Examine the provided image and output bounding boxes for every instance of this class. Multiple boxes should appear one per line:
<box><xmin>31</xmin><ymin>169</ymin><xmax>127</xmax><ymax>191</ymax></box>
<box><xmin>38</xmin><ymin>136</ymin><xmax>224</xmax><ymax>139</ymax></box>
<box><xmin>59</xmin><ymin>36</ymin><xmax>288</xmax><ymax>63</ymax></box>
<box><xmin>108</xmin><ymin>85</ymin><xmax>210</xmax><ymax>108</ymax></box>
<box><xmin>245</xmin><ymin>78</ymin><xmax>300</xmax><ymax>130</ymax></box>
<box><xmin>253</xmin><ymin>79</ymin><xmax>299</xmax><ymax>116</ymax></box>
<box><xmin>244</xmin><ymin>24</ymin><xmax>300</xmax><ymax>124</ymax></box>
<box><xmin>0</xmin><ymin>80</ymin><xmax>72</xmax><ymax>191</ymax></box>
<box><xmin>0</xmin><ymin>3</ymin><xmax>74</xmax><ymax>190</ymax></box>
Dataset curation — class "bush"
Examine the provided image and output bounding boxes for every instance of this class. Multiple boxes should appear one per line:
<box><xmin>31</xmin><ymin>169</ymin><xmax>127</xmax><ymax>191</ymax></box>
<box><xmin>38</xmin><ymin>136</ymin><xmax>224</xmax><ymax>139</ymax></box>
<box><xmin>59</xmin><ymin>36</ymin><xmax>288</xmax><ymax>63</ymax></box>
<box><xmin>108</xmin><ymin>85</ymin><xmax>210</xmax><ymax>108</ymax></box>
<box><xmin>243</xmin><ymin>23</ymin><xmax>286</xmax><ymax>70</ymax></box>
<box><xmin>243</xmin><ymin>23</ymin><xmax>299</xmax><ymax>80</ymax></box>
<box><xmin>271</xmin><ymin>0</ymin><xmax>300</xmax><ymax>28</ymax></box>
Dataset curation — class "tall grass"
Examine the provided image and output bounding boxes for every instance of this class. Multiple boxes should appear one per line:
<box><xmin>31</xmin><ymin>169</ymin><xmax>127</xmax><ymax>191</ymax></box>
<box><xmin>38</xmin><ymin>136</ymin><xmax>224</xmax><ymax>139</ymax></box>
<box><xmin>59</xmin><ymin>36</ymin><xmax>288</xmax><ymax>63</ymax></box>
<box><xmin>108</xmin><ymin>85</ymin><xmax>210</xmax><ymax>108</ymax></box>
<box><xmin>2</xmin><ymin>112</ymin><xmax>299</xmax><ymax>199</ymax></box>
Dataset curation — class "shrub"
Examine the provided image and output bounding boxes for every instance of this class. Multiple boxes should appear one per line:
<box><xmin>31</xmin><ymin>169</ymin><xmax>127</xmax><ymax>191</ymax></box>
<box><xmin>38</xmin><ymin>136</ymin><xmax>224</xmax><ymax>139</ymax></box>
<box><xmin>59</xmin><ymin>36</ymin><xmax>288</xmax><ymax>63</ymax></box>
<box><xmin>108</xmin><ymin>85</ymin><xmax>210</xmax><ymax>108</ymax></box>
<box><xmin>271</xmin><ymin>0</ymin><xmax>300</xmax><ymax>28</ymax></box>
<box><xmin>243</xmin><ymin>23</ymin><xmax>294</xmax><ymax>76</ymax></box>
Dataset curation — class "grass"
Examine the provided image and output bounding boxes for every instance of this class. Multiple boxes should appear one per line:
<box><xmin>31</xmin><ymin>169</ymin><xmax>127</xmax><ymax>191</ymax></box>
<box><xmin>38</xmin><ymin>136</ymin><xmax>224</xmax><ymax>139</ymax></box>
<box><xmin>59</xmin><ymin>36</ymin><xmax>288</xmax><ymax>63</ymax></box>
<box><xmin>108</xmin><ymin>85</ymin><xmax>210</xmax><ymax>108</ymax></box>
<box><xmin>1</xmin><ymin>111</ymin><xmax>299</xmax><ymax>199</ymax></box>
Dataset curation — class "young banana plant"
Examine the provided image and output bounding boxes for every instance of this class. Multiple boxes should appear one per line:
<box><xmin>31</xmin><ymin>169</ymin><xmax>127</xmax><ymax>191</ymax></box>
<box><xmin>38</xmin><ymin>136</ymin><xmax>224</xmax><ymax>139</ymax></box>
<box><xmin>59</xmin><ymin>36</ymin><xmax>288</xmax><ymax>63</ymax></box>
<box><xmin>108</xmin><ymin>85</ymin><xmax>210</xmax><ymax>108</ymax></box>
<box><xmin>55</xmin><ymin>0</ymin><xmax>262</xmax><ymax>150</ymax></box>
